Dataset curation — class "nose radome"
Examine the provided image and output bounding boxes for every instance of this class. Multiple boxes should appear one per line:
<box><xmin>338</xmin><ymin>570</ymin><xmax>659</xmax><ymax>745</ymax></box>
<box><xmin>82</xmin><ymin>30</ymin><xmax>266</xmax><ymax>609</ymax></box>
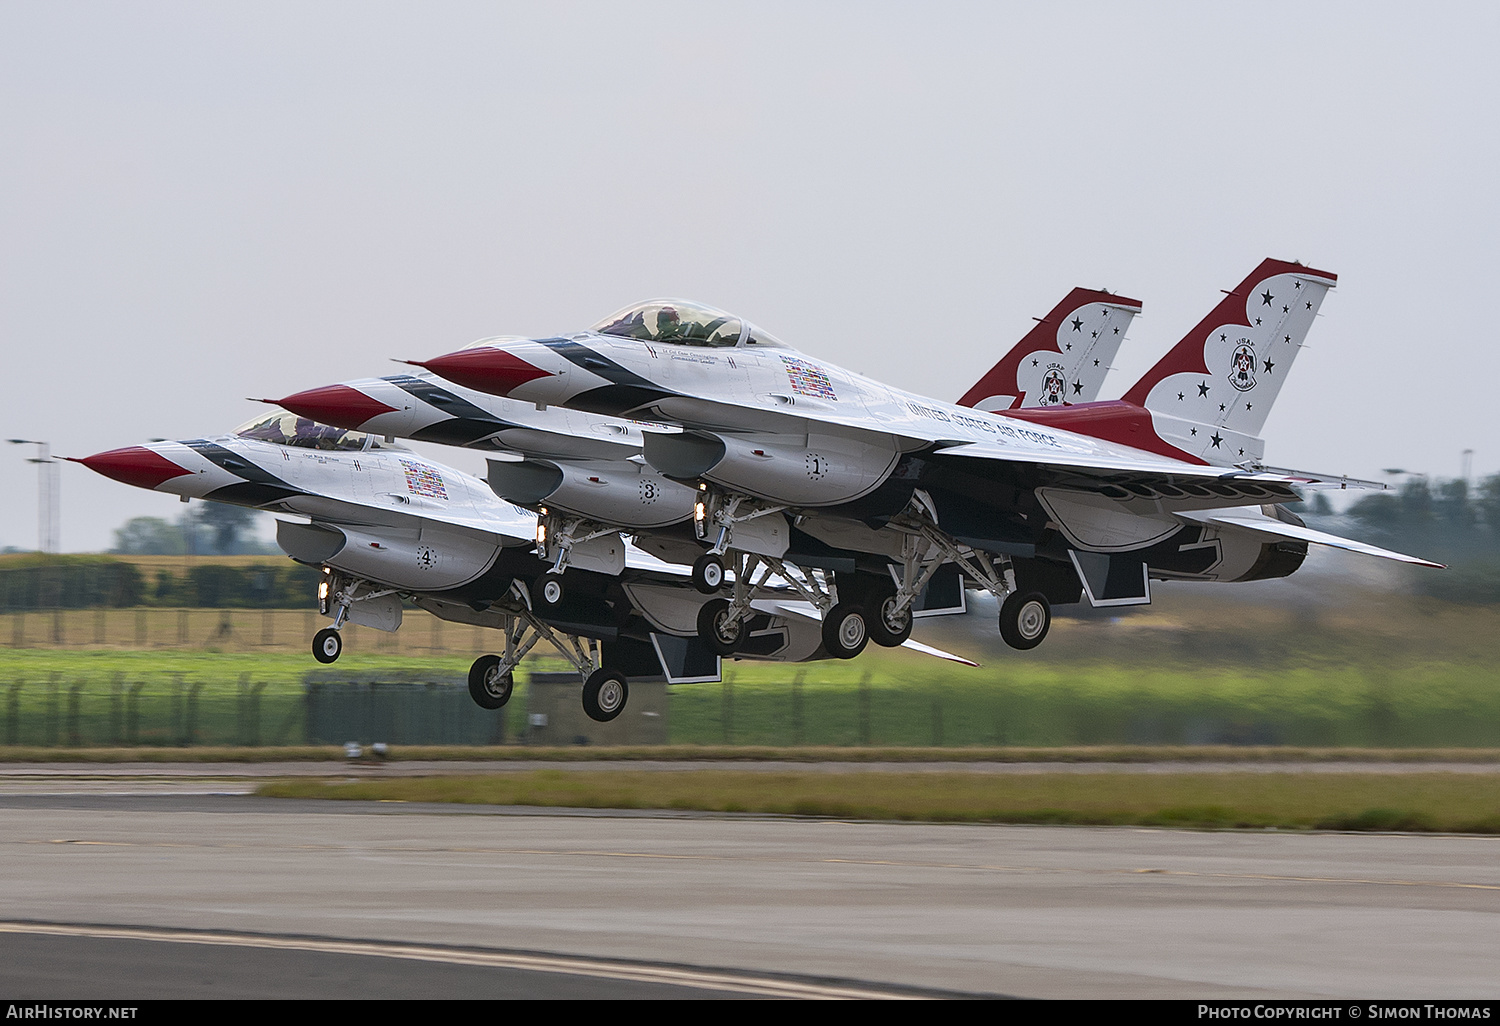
<box><xmin>412</xmin><ymin>348</ymin><xmax>553</xmax><ymax>397</ymax></box>
<box><xmin>276</xmin><ymin>384</ymin><xmax>398</xmax><ymax>429</ymax></box>
<box><xmin>72</xmin><ymin>446</ymin><xmax>193</xmax><ymax>491</ymax></box>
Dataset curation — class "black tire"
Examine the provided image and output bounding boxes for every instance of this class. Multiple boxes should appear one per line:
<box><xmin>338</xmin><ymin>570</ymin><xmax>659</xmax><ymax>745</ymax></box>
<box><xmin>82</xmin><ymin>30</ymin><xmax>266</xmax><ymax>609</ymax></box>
<box><xmin>467</xmin><ymin>654</ymin><xmax>513</xmax><ymax>710</ymax></box>
<box><xmin>868</xmin><ymin>592</ymin><xmax>914</xmax><ymax>648</ymax></box>
<box><xmin>312</xmin><ymin>628</ymin><xmax>342</xmax><ymax>664</ymax></box>
<box><xmin>582</xmin><ymin>668</ymin><xmax>628</xmax><ymax>723</ymax></box>
<box><xmin>534</xmin><ymin>572</ymin><xmax>565</xmax><ymax>612</ymax></box>
<box><xmin>691</xmin><ymin>553</ymin><xmax>725</xmax><ymax>594</ymax></box>
<box><xmin>696</xmin><ymin>598</ymin><xmax>744</xmax><ymax>656</ymax></box>
<box><xmin>821</xmin><ymin>602</ymin><xmax>869</xmax><ymax>659</ymax></box>
<box><xmin>999</xmin><ymin>591</ymin><xmax>1051</xmax><ymax>650</ymax></box>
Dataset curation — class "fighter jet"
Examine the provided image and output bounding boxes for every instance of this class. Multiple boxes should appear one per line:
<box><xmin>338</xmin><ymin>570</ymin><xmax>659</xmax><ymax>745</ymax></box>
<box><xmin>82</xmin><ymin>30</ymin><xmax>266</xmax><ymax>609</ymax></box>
<box><xmin>407</xmin><ymin>260</ymin><xmax>1440</xmax><ymax>659</ymax></box>
<box><xmin>260</xmin><ymin>288</ymin><xmax>1142</xmax><ymax>659</ymax></box>
<box><xmin>74</xmin><ymin>411</ymin><xmax>975</xmax><ymax>722</ymax></box>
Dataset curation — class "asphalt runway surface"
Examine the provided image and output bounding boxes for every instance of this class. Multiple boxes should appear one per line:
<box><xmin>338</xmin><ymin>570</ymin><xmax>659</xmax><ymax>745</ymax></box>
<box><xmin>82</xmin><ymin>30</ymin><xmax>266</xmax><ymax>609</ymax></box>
<box><xmin>0</xmin><ymin>773</ymin><xmax>1497</xmax><ymax>999</ymax></box>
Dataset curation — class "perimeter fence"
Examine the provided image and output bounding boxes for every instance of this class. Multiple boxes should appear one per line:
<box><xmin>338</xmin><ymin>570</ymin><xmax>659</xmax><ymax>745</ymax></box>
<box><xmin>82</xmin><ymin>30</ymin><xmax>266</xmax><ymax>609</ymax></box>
<box><xmin>3</xmin><ymin>665</ymin><xmax>1498</xmax><ymax>749</ymax></box>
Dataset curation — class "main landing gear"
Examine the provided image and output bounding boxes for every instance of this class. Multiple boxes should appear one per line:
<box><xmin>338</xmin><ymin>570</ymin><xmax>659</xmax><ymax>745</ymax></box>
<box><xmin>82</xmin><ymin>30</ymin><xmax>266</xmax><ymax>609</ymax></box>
<box><xmin>998</xmin><ymin>591</ymin><xmax>1051</xmax><ymax>650</ymax></box>
<box><xmin>689</xmin><ymin>550</ymin><xmax>891</xmax><ymax>661</ymax></box>
<box><xmin>462</xmin><ymin>582</ymin><xmax>630</xmax><ymax>723</ymax></box>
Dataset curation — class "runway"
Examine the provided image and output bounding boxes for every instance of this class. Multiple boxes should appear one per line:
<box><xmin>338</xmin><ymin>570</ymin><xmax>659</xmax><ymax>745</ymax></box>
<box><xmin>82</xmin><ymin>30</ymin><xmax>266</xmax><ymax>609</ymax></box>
<box><xmin>1</xmin><ymin>789</ymin><xmax>1497</xmax><ymax>999</ymax></box>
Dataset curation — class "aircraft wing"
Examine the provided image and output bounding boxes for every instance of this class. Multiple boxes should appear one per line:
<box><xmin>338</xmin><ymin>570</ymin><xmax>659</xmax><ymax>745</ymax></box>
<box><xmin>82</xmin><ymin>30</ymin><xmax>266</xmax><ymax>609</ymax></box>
<box><xmin>931</xmin><ymin>438</ymin><xmax>1294</xmax><ymax>483</ymax></box>
<box><xmin>1173</xmin><ymin>508</ymin><xmax>1445</xmax><ymax>567</ymax></box>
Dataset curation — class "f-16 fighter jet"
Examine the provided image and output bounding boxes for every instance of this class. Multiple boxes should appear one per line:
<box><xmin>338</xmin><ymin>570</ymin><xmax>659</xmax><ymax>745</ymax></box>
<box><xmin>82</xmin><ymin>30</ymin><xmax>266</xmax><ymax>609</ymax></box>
<box><xmin>74</xmin><ymin>412</ymin><xmax>974</xmax><ymax>722</ymax></box>
<box><xmin>262</xmin><ymin>288</ymin><xmax>1141</xmax><ymax>660</ymax></box>
<box><xmin>408</xmin><ymin>260</ymin><xmax>1439</xmax><ymax>659</ymax></box>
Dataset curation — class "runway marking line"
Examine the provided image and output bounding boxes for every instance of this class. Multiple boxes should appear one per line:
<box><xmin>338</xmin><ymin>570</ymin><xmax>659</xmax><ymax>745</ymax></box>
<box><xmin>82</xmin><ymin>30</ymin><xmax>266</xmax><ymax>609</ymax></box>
<box><xmin>0</xmin><ymin>921</ymin><xmax>919</xmax><ymax>1000</ymax></box>
<box><xmin>25</xmin><ymin>837</ymin><xmax>1500</xmax><ymax>891</ymax></box>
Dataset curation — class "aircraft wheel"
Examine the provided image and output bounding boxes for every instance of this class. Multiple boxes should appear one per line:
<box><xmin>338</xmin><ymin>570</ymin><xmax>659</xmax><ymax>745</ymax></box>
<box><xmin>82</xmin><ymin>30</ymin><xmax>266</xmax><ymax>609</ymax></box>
<box><xmin>467</xmin><ymin>654</ymin><xmax>513</xmax><ymax>710</ymax></box>
<box><xmin>868</xmin><ymin>593</ymin><xmax>914</xmax><ymax>648</ymax></box>
<box><xmin>999</xmin><ymin>591</ymin><xmax>1050</xmax><ymax>650</ymax></box>
<box><xmin>822</xmin><ymin>602</ymin><xmax>869</xmax><ymax>659</ymax></box>
<box><xmin>691</xmin><ymin>553</ymin><xmax>725</xmax><ymax>594</ymax></box>
<box><xmin>535</xmin><ymin>572</ymin><xmax>565</xmax><ymax>612</ymax></box>
<box><xmin>312</xmin><ymin>628</ymin><xmax>342</xmax><ymax>664</ymax></box>
<box><xmin>696</xmin><ymin>598</ymin><xmax>744</xmax><ymax>656</ymax></box>
<box><xmin>582</xmin><ymin>668</ymin><xmax>628</xmax><ymax>723</ymax></box>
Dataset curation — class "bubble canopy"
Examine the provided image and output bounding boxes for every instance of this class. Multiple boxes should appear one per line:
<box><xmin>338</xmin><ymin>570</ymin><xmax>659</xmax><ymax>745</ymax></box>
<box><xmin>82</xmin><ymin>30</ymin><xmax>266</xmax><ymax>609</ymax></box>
<box><xmin>233</xmin><ymin>412</ymin><xmax>405</xmax><ymax>452</ymax></box>
<box><xmin>591</xmin><ymin>299</ymin><xmax>787</xmax><ymax>349</ymax></box>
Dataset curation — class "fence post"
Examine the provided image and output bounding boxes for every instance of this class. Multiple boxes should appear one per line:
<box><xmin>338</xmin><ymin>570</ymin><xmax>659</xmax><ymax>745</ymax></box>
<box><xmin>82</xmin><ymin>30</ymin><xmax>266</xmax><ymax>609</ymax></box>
<box><xmin>66</xmin><ymin>681</ymin><xmax>83</xmax><ymax>746</ymax></box>
<box><xmin>261</xmin><ymin>609</ymin><xmax>273</xmax><ymax>647</ymax></box>
<box><xmin>94</xmin><ymin>608</ymin><xmax>106</xmax><ymax>646</ymax></box>
<box><xmin>109</xmin><ymin>673</ymin><xmax>123</xmax><ymax>745</ymax></box>
<box><xmin>184</xmin><ymin>680</ymin><xmax>202</xmax><ymax>746</ymax></box>
<box><xmin>791</xmin><ymin>671</ymin><xmax>804</xmax><ymax>746</ymax></box>
<box><xmin>5</xmin><ymin>681</ymin><xmax>20</xmax><ymax>746</ymax></box>
<box><xmin>126</xmin><ymin>682</ymin><xmax>144</xmax><ymax>745</ymax></box>
<box><xmin>722</xmin><ymin>673</ymin><xmax>733</xmax><ymax>744</ymax></box>
<box><xmin>170</xmin><ymin>674</ymin><xmax>184</xmax><ymax>743</ymax></box>
<box><xmin>44</xmin><ymin>673</ymin><xmax>60</xmax><ymax>746</ymax></box>
<box><xmin>857</xmin><ymin>673</ymin><xmax>871</xmax><ymax>745</ymax></box>
<box><xmin>249</xmin><ymin>678</ymin><xmax>265</xmax><ymax>747</ymax></box>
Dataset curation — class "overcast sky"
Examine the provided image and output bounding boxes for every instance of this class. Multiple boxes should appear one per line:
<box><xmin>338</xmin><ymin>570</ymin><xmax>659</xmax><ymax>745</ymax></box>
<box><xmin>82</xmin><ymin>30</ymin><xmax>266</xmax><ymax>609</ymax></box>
<box><xmin>3</xmin><ymin>2</ymin><xmax>1497</xmax><ymax>552</ymax></box>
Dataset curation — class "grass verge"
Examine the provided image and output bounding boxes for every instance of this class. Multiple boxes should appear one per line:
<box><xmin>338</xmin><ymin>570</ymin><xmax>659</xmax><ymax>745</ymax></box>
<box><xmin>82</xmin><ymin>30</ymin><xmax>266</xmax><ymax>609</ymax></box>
<box><xmin>5</xmin><ymin>744</ymin><xmax>1500</xmax><ymax>763</ymax></box>
<box><xmin>256</xmin><ymin>769</ymin><xmax>1500</xmax><ymax>832</ymax></box>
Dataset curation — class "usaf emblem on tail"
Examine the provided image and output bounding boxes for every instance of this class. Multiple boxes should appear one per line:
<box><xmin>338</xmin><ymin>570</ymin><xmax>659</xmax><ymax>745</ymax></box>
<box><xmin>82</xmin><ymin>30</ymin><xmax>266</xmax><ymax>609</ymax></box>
<box><xmin>1228</xmin><ymin>340</ymin><xmax>1257</xmax><ymax>391</ymax></box>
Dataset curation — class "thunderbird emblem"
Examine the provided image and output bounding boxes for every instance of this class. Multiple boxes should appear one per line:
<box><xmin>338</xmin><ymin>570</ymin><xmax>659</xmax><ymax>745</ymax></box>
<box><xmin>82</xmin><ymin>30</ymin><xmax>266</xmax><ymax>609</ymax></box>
<box><xmin>1228</xmin><ymin>340</ymin><xmax>1257</xmax><ymax>391</ymax></box>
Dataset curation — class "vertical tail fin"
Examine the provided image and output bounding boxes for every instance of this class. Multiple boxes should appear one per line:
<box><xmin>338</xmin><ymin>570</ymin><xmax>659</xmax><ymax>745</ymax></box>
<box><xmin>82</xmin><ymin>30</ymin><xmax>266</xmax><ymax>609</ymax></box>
<box><xmin>1121</xmin><ymin>259</ymin><xmax>1336</xmax><ymax>465</ymax></box>
<box><xmin>957</xmin><ymin>288</ymin><xmax>1142</xmax><ymax>411</ymax></box>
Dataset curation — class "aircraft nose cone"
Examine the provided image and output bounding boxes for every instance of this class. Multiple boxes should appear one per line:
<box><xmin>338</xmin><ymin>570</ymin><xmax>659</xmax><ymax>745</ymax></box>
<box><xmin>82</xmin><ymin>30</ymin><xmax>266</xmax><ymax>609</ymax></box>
<box><xmin>277</xmin><ymin>384</ymin><xmax>398</xmax><ymax>429</ymax></box>
<box><xmin>413</xmin><ymin>347</ymin><xmax>553</xmax><ymax>397</ymax></box>
<box><xmin>73</xmin><ymin>446</ymin><xmax>192</xmax><ymax>490</ymax></box>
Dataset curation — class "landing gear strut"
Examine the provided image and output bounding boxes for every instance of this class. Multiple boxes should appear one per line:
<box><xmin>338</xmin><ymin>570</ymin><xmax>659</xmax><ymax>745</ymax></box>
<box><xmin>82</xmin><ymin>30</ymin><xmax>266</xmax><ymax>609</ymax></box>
<box><xmin>462</xmin><ymin>584</ymin><xmax>630</xmax><ymax>723</ymax></box>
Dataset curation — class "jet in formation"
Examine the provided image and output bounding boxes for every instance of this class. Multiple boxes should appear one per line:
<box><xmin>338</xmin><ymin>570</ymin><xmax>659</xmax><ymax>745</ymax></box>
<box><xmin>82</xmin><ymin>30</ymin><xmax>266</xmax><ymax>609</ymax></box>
<box><xmin>77</xmin><ymin>259</ymin><xmax>1439</xmax><ymax>723</ymax></box>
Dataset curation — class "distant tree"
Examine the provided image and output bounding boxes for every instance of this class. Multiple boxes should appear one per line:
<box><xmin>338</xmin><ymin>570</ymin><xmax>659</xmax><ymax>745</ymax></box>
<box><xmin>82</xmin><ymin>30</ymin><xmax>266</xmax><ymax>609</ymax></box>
<box><xmin>188</xmin><ymin>504</ymin><xmax>258</xmax><ymax>555</ymax></box>
<box><xmin>1477</xmin><ymin>474</ymin><xmax>1500</xmax><ymax>532</ymax></box>
<box><xmin>1434</xmin><ymin>478</ymin><xmax>1475</xmax><ymax>529</ymax></box>
<box><xmin>111</xmin><ymin>517</ymin><xmax>187</xmax><ymax>555</ymax></box>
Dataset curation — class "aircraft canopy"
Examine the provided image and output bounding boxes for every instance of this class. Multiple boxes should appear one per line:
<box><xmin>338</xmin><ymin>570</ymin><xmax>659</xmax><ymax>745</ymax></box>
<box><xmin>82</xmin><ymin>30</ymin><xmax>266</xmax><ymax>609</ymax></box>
<box><xmin>591</xmin><ymin>299</ymin><xmax>787</xmax><ymax>349</ymax></box>
<box><xmin>233</xmin><ymin>412</ymin><xmax>406</xmax><ymax>452</ymax></box>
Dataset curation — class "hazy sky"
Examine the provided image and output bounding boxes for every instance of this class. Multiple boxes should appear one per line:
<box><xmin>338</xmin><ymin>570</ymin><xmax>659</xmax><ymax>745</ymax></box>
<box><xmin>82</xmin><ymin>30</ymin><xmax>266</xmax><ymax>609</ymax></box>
<box><xmin>3</xmin><ymin>2</ymin><xmax>1497</xmax><ymax>552</ymax></box>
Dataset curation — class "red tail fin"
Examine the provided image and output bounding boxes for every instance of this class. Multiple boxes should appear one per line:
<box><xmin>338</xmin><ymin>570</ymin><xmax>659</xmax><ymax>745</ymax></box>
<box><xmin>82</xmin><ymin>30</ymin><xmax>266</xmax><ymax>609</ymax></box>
<box><xmin>1121</xmin><ymin>259</ymin><xmax>1336</xmax><ymax>465</ymax></box>
<box><xmin>958</xmin><ymin>288</ymin><xmax>1141</xmax><ymax>411</ymax></box>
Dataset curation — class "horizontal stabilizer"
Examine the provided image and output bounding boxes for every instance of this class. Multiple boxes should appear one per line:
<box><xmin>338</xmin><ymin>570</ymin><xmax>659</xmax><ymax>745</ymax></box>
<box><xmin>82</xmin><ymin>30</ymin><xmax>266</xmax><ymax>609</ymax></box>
<box><xmin>1240</xmin><ymin>463</ymin><xmax>1390</xmax><ymax>491</ymax></box>
<box><xmin>1174</xmin><ymin>509</ymin><xmax>1444</xmax><ymax>567</ymax></box>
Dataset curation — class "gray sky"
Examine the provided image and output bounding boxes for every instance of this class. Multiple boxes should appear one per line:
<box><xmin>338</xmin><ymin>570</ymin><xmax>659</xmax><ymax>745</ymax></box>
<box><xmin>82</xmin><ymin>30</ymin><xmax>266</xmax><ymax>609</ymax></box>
<box><xmin>3</xmin><ymin>2</ymin><xmax>1497</xmax><ymax>552</ymax></box>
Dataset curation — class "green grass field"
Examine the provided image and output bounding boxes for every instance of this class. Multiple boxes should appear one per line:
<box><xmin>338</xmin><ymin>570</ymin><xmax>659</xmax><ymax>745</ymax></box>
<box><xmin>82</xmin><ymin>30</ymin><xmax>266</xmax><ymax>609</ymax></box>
<box><xmin>1</xmin><ymin>644</ymin><xmax>1497</xmax><ymax>748</ymax></box>
<box><xmin>256</xmin><ymin>769</ymin><xmax>1500</xmax><ymax>833</ymax></box>
<box><xmin>2</xmin><ymin>581</ymin><xmax>1498</xmax><ymax>748</ymax></box>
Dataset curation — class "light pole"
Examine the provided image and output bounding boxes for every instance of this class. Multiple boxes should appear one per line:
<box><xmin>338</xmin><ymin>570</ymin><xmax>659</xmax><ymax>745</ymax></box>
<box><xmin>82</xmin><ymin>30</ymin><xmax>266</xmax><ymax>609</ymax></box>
<box><xmin>8</xmin><ymin>439</ymin><xmax>58</xmax><ymax>553</ymax></box>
